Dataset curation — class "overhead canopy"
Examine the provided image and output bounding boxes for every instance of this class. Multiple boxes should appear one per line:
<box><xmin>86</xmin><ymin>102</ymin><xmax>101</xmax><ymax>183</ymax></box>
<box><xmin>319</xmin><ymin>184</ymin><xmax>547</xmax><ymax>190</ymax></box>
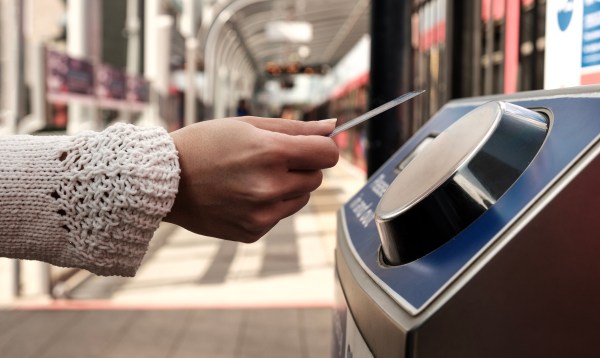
<box><xmin>198</xmin><ymin>0</ymin><xmax>370</xmax><ymax>116</ymax></box>
<box><xmin>201</xmin><ymin>0</ymin><xmax>370</xmax><ymax>77</ymax></box>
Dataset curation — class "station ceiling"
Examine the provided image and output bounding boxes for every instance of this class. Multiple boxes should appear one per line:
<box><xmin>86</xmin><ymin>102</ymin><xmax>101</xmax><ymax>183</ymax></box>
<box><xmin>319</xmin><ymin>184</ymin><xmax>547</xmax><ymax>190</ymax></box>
<box><xmin>204</xmin><ymin>0</ymin><xmax>370</xmax><ymax>75</ymax></box>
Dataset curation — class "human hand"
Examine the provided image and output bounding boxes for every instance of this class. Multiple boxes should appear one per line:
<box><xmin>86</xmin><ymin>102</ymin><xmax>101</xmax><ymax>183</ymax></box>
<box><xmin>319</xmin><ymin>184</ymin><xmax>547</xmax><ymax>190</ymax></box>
<box><xmin>164</xmin><ymin>117</ymin><xmax>339</xmax><ymax>243</ymax></box>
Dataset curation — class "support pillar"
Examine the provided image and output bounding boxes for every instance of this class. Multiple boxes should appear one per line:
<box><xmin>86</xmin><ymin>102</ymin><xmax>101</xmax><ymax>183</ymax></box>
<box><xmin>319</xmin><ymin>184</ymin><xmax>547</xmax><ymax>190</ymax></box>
<box><xmin>181</xmin><ymin>0</ymin><xmax>200</xmax><ymax>126</ymax></box>
<box><xmin>140</xmin><ymin>0</ymin><xmax>172</xmax><ymax>128</ymax></box>
<box><xmin>155</xmin><ymin>15</ymin><xmax>173</xmax><ymax>127</ymax></box>
<box><xmin>367</xmin><ymin>0</ymin><xmax>412</xmax><ymax>177</ymax></box>
<box><xmin>66</xmin><ymin>0</ymin><xmax>101</xmax><ymax>134</ymax></box>
<box><xmin>0</xmin><ymin>0</ymin><xmax>24</xmax><ymax>135</ymax></box>
<box><xmin>0</xmin><ymin>0</ymin><xmax>25</xmax><ymax>302</ymax></box>
<box><xmin>185</xmin><ymin>38</ymin><xmax>198</xmax><ymax>126</ymax></box>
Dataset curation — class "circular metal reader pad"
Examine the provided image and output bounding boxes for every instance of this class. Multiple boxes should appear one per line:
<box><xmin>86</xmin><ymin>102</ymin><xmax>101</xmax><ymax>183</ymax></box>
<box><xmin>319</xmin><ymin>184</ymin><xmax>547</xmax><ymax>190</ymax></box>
<box><xmin>375</xmin><ymin>101</ymin><xmax>549</xmax><ymax>266</ymax></box>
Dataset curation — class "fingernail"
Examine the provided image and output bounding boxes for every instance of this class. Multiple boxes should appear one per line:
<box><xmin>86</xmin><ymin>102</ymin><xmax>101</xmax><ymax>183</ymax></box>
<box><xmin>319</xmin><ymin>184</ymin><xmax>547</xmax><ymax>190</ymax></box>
<box><xmin>320</xmin><ymin>118</ymin><xmax>337</xmax><ymax>124</ymax></box>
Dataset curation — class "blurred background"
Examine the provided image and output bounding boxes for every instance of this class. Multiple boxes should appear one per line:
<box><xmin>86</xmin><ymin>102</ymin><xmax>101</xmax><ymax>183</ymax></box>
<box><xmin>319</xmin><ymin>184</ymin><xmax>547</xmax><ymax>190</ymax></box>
<box><xmin>0</xmin><ymin>0</ymin><xmax>598</xmax><ymax>356</ymax></box>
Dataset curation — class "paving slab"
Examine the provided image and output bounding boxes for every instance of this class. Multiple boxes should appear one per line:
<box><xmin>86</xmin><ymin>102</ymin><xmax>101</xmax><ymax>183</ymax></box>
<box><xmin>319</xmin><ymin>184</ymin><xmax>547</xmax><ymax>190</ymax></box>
<box><xmin>0</xmin><ymin>308</ymin><xmax>332</xmax><ymax>358</ymax></box>
<box><xmin>3</xmin><ymin>160</ymin><xmax>365</xmax><ymax>358</ymax></box>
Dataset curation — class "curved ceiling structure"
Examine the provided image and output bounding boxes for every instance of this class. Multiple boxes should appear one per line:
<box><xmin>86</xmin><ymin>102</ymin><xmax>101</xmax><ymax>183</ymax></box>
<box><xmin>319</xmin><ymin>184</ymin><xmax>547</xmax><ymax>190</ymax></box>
<box><xmin>203</xmin><ymin>0</ymin><xmax>369</xmax><ymax>73</ymax></box>
<box><xmin>199</xmin><ymin>0</ymin><xmax>370</xmax><ymax>115</ymax></box>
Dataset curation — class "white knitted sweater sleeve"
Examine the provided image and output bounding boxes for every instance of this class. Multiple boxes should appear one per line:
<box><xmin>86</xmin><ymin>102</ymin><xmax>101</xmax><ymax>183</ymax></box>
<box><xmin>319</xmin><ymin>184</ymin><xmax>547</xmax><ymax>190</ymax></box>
<box><xmin>0</xmin><ymin>123</ymin><xmax>180</xmax><ymax>277</ymax></box>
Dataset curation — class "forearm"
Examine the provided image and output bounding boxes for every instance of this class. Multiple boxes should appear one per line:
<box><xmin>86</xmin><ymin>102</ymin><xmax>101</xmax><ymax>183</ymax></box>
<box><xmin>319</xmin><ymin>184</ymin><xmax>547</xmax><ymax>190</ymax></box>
<box><xmin>0</xmin><ymin>124</ymin><xmax>180</xmax><ymax>276</ymax></box>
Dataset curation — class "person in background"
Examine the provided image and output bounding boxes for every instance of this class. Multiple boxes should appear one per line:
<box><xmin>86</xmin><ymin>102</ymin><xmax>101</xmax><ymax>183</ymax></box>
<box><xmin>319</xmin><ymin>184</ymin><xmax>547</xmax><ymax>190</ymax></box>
<box><xmin>0</xmin><ymin>116</ymin><xmax>338</xmax><ymax>277</ymax></box>
<box><xmin>236</xmin><ymin>98</ymin><xmax>251</xmax><ymax>116</ymax></box>
<box><xmin>280</xmin><ymin>105</ymin><xmax>297</xmax><ymax>120</ymax></box>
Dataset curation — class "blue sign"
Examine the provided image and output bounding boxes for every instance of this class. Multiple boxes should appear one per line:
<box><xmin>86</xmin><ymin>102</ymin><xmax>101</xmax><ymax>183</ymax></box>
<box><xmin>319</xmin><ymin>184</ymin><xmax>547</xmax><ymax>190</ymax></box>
<box><xmin>582</xmin><ymin>0</ymin><xmax>600</xmax><ymax>67</ymax></box>
<box><xmin>558</xmin><ymin>0</ymin><xmax>575</xmax><ymax>31</ymax></box>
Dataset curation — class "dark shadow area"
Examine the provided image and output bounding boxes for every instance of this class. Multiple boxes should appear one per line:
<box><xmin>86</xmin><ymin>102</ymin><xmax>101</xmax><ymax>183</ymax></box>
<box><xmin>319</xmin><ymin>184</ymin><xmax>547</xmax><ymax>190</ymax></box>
<box><xmin>259</xmin><ymin>218</ymin><xmax>300</xmax><ymax>277</ymax></box>
<box><xmin>67</xmin><ymin>224</ymin><xmax>180</xmax><ymax>300</ymax></box>
<box><xmin>198</xmin><ymin>240</ymin><xmax>239</xmax><ymax>284</ymax></box>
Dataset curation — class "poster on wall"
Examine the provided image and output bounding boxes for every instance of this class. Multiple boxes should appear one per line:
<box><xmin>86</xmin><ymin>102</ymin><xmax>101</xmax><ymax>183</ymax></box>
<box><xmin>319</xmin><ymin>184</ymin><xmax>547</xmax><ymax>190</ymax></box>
<box><xmin>545</xmin><ymin>0</ymin><xmax>600</xmax><ymax>88</ymax></box>
<box><xmin>46</xmin><ymin>49</ymin><xmax>150</xmax><ymax>114</ymax></box>
<box><xmin>96</xmin><ymin>64</ymin><xmax>127</xmax><ymax>109</ymax></box>
<box><xmin>46</xmin><ymin>49</ymin><xmax>95</xmax><ymax>103</ymax></box>
<box><xmin>127</xmin><ymin>75</ymin><xmax>150</xmax><ymax>111</ymax></box>
<box><xmin>581</xmin><ymin>0</ymin><xmax>600</xmax><ymax>84</ymax></box>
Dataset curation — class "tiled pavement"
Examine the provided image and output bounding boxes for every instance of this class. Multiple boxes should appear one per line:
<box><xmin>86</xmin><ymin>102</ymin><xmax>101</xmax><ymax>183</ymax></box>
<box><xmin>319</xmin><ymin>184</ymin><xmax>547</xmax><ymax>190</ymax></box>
<box><xmin>0</xmin><ymin>308</ymin><xmax>332</xmax><ymax>358</ymax></box>
<box><xmin>0</xmin><ymin>160</ymin><xmax>365</xmax><ymax>358</ymax></box>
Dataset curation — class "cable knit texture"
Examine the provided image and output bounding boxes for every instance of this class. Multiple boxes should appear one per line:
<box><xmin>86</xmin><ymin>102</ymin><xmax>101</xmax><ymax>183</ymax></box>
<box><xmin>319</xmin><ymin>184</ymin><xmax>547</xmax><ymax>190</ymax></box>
<box><xmin>0</xmin><ymin>123</ymin><xmax>180</xmax><ymax>276</ymax></box>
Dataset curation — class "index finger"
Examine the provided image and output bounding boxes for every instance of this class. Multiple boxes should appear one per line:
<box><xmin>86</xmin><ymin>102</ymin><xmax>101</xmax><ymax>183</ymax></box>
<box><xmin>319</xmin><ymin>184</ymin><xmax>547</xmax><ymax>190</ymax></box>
<box><xmin>238</xmin><ymin>116</ymin><xmax>337</xmax><ymax>136</ymax></box>
<box><xmin>277</xmin><ymin>133</ymin><xmax>340</xmax><ymax>170</ymax></box>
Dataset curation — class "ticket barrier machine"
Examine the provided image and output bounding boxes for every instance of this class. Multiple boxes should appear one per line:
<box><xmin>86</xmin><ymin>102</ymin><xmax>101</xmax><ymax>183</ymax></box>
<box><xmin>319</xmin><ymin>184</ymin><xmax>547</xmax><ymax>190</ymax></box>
<box><xmin>333</xmin><ymin>86</ymin><xmax>600</xmax><ymax>358</ymax></box>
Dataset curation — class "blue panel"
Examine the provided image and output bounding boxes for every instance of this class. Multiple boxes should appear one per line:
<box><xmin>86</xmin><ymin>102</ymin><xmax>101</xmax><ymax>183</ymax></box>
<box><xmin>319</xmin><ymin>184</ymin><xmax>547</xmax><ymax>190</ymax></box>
<box><xmin>342</xmin><ymin>95</ymin><xmax>600</xmax><ymax>312</ymax></box>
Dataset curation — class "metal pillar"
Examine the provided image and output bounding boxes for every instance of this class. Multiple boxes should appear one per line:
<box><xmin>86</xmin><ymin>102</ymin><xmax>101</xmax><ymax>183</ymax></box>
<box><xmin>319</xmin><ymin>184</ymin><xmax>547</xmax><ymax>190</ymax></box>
<box><xmin>180</xmin><ymin>0</ymin><xmax>200</xmax><ymax>126</ymax></box>
<box><xmin>144</xmin><ymin>0</ymin><xmax>161</xmax><ymax>83</ymax></box>
<box><xmin>18</xmin><ymin>41</ymin><xmax>48</xmax><ymax>134</ymax></box>
<box><xmin>126</xmin><ymin>0</ymin><xmax>142</xmax><ymax>76</ymax></box>
<box><xmin>185</xmin><ymin>38</ymin><xmax>198</xmax><ymax>126</ymax></box>
<box><xmin>448</xmin><ymin>0</ymin><xmax>482</xmax><ymax>98</ymax></box>
<box><xmin>201</xmin><ymin>0</ymin><xmax>269</xmax><ymax>119</ymax></box>
<box><xmin>124</xmin><ymin>0</ymin><xmax>142</xmax><ymax>123</ymax></box>
<box><xmin>0</xmin><ymin>0</ymin><xmax>24</xmax><ymax>135</ymax></box>
<box><xmin>66</xmin><ymin>0</ymin><xmax>101</xmax><ymax>134</ymax></box>
<box><xmin>367</xmin><ymin>0</ymin><xmax>412</xmax><ymax>177</ymax></box>
<box><xmin>12</xmin><ymin>0</ymin><xmax>24</xmax><ymax>133</ymax></box>
<box><xmin>140</xmin><ymin>0</ymin><xmax>173</xmax><ymax>128</ymax></box>
<box><xmin>139</xmin><ymin>0</ymin><xmax>161</xmax><ymax>127</ymax></box>
<box><xmin>0</xmin><ymin>0</ymin><xmax>25</xmax><ymax>301</ymax></box>
<box><xmin>155</xmin><ymin>15</ymin><xmax>173</xmax><ymax>112</ymax></box>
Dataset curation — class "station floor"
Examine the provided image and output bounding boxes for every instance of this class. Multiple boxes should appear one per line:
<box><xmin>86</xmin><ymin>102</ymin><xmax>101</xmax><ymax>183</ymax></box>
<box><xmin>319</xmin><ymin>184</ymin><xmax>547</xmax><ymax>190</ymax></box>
<box><xmin>0</xmin><ymin>159</ymin><xmax>366</xmax><ymax>358</ymax></box>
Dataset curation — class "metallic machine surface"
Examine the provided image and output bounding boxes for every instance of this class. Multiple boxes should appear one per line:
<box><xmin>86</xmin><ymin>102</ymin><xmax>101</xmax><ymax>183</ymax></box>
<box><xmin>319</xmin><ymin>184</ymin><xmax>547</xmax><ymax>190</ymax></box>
<box><xmin>333</xmin><ymin>86</ymin><xmax>600</xmax><ymax>358</ymax></box>
<box><xmin>376</xmin><ymin>101</ymin><xmax>548</xmax><ymax>265</ymax></box>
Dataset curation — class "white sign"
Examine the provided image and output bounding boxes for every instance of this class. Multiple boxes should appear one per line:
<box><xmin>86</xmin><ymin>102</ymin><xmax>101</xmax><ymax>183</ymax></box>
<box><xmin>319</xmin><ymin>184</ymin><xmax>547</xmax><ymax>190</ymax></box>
<box><xmin>545</xmin><ymin>0</ymin><xmax>600</xmax><ymax>88</ymax></box>
<box><xmin>545</xmin><ymin>0</ymin><xmax>584</xmax><ymax>89</ymax></box>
